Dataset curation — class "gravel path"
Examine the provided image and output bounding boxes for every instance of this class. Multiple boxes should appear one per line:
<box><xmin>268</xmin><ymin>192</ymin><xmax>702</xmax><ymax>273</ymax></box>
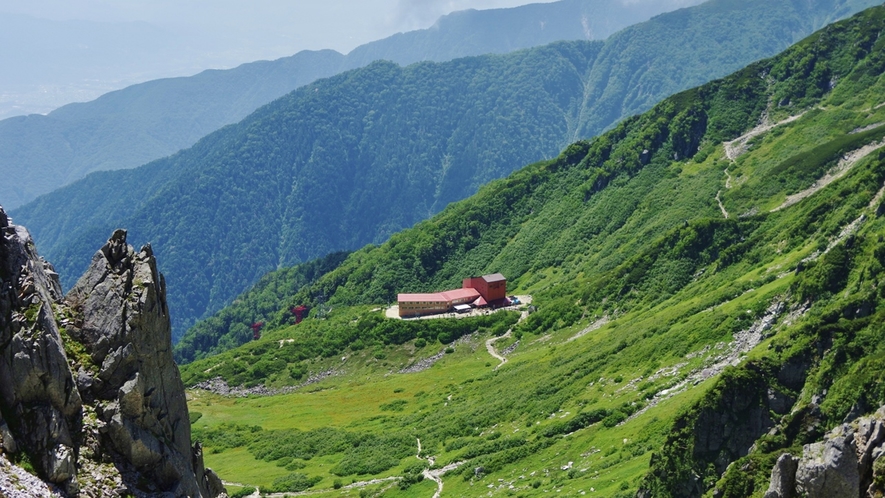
<box><xmin>485</xmin><ymin>330</ymin><xmax>511</xmax><ymax>369</ymax></box>
<box><xmin>772</xmin><ymin>140</ymin><xmax>885</xmax><ymax>212</ymax></box>
<box><xmin>724</xmin><ymin>113</ymin><xmax>805</xmax><ymax>161</ymax></box>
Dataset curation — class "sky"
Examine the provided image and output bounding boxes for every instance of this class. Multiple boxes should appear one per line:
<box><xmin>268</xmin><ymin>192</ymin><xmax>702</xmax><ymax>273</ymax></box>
<box><xmin>0</xmin><ymin>0</ymin><xmax>697</xmax><ymax>117</ymax></box>
<box><xmin>0</xmin><ymin>0</ymin><xmax>561</xmax><ymax>56</ymax></box>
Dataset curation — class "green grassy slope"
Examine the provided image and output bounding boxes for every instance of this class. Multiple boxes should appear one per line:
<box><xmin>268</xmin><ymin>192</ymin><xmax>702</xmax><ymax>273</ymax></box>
<box><xmin>179</xmin><ymin>7</ymin><xmax>885</xmax><ymax>497</ymax></box>
<box><xmin>16</xmin><ymin>0</ymin><xmax>874</xmax><ymax>344</ymax></box>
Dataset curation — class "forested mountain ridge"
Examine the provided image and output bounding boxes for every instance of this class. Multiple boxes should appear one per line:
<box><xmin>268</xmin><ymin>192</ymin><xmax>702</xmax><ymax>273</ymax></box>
<box><xmin>0</xmin><ymin>0</ymin><xmax>701</xmax><ymax>210</ymax></box>
<box><xmin>15</xmin><ymin>0</ymin><xmax>881</xmax><ymax>343</ymax></box>
<box><xmin>175</xmin><ymin>7</ymin><xmax>885</xmax><ymax>497</ymax></box>
<box><xmin>176</xmin><ymin>0</ymin><xmax>885</xmax><ymax>363</ymax></box>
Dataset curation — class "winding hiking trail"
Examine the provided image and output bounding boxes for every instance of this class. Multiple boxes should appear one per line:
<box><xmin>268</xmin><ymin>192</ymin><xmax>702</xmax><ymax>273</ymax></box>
<box><xmin>485</xmin><ymin>330</ymin><xmax>511</xmax><ymax>369</ymax></box>
<box><xmin>723</xmin><ymin>112</ymin><xmax>806</xmax><ymax>161</ymax></box>
<box><xmin>485</xmin><ymin>310</ymin><xmax>529</xmax><ymax>370</ymax></box>
<box><xmin>715</xmin><ymin>190</ymin><xmax>729</xmax><ymax>219</ymax></box>
<box><xmin>417</xmin><ymin>438</ymin><xmax>463</xmax><ymax>498</ymax></box>
<box><xmin>717</xmin><ymin>113</ymin><xmax>806</xmax><ymax>219</ymax></box>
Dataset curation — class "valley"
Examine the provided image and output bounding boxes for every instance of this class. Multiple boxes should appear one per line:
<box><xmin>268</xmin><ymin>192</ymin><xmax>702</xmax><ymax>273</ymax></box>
<box><xmin>171</xmin><ymin>6</ymin><xmax>885</xmax><ymax>496</ymax></box>
<box><xmin>14</xmin><ymin>0</ymin><xmax>879</xmax><ymax>344</ymax></box>
<box><xmin>2</xmin><ymin>1</ymin><xmax>885</xmax><ymax>497</ymax></box>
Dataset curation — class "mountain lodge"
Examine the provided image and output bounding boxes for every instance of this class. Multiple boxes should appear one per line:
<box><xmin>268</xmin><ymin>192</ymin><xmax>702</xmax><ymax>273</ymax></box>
<box><xmin>397</xmin><ymin>273</ymin><xmax>508</xmax><ymax>318</ymax></box>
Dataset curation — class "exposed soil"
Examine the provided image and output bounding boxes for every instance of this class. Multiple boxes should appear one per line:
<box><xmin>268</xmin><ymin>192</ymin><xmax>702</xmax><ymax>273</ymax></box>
<box><xmin>772</xmin><ymin>140</ymin><xmax>885</xmax><ymax>212</ymax></box>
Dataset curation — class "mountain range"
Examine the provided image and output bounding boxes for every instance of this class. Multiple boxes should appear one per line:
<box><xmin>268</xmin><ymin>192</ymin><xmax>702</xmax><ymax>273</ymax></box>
<box><xmin>2</xmin><ymin>1</ymin><xmax>885</xmax><ymax>496</ymax></box>
<box><xmin>13</xmin><ymin>0</ymin><xmax>880</xmax><ymax>343</ymax></box>
<box><xmin>0</xmin><ymin>0</ymin><xmax>705</xmax><ymax>210</ymax></box>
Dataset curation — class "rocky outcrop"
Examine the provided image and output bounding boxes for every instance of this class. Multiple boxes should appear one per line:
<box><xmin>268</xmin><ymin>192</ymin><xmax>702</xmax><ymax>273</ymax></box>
<box><xmin>66</xmin><ymin>229</ymin><xmax>223</xmax><ymax>497</ymax></box>
<box><xmin>762</xmin><ymin>453</ymin><xmax>798</xmax><ymax>498</ymax></box>
<box><xmin>762</xmin><ymin>405</ymin><xmax>885</xmax><ymax>498</ymax></box>
<box><xmin>0</xmin><ymin>206</ymin><xmax>82</xmax><ymax>495</ymax></box>
<box><xmin>0</xmin><ymin>207</ymin><xmax>224</xmax><ymax>497</ymax></box>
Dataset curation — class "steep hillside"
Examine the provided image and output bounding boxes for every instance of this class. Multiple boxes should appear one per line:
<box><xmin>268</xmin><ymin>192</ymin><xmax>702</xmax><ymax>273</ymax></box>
<box><xmin>173</xmin><ymin>7</ymin><xmax>885</xmax><ymax>497</ymax></box>
<box><xmin>15</xmin><ymin>0</ymin><xmax>876</xmax><ymax>342</ymax></box>
<box><xmin>0</xmin><ymin>0</ymin><xmax>699</xmax><ymax>210</ymax></box>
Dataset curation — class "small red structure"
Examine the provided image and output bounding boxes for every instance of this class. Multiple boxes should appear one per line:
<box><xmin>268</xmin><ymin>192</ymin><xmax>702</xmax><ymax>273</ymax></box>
<box><xmin>250</xmin><ymin>322</ymin><xmax>264</xmax><ymax>340</ymax></box>
<box><xmin>290</xmin><ymin>305</ymin><xmax>310</xmax><ymax>324</ymax></box>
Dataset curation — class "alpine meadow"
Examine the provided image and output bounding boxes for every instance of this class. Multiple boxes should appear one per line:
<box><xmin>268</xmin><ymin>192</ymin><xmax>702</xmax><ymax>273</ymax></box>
<box><xmin>173</xmin><ymin>5</ymin><xmax>885</xmax><ymax>497</ymax></box>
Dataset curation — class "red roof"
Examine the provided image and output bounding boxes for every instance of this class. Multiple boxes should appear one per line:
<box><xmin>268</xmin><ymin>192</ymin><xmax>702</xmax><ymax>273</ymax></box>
<box><xmin>440</xmin><ymin>288</ymin><xmax>481</xmax><ymax>301</ymax></box>
<box><xmin>399</xmin><ymin>287</ymin><xmax>481</xmax><ymax>304</ymax></box>
<box><xmin>398</xmin><ymin>293</ymin><xmax>447</xmax><ymax>302</ymax></box>
<box><xmin>475</xmin><ymin>296</ymin><xmax>488</xmax><ymax>307</ymax></box>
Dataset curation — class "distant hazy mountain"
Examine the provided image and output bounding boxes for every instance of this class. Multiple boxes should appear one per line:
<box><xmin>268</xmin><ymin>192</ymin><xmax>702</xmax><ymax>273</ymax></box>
<box><xmin>13</xmin><ymin>0</ymin><xmax>877</xmax><ymax>343</ymax></box>
<box><xmin>0</xmin><ymin>0</ymin><xmax>704</xmax><ymax>210</ymax></box>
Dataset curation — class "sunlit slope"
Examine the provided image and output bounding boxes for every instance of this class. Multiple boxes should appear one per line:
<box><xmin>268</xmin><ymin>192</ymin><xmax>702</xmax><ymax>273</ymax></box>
<box><xmin>177</xmin><ymin>2</ymin><xmax>885</xmax><ymax>364</ymax></box>
<box><xmin>182</xmin><ymin>7</ymin><xmax>885</xmax><ymax>497</ymax></box>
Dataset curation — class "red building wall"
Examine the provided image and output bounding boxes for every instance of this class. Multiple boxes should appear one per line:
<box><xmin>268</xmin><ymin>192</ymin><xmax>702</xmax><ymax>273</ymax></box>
<box><xmin>463</xmin><ymin>274</ymin><xmax>507</xmax><ymax>303</ymax></box>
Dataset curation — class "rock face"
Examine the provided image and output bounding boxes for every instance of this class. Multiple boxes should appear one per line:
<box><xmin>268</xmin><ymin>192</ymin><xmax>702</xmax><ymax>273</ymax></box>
<box><xmin>0</xmin><ymin>207</ymin><xmax>224</xmax><ymax>497</ymax></box>
<box><xmin>762</xmin><ymin>453</ymin><xmax>798</xmax><ymax>498</ymax></box>
<box><xmin>763</xmin><ymin>405</ymin><xmax>885</xmax><ymax>498</ymax></box>
<box><xmin>0</xmin><ymin>206</ymin><xmax>82</xmax><ymax>495</ymax></box>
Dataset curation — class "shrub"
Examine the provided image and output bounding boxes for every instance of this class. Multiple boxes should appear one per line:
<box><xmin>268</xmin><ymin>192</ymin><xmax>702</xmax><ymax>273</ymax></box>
<box><xmin>230</xmin><ymin>487</ymin><xmax>256</xmax><ymax>498</ymax></box>
<box><xmin>265</xmin><ymin>473</ymin><xmax>322</xmax><ymax>493</ymax></box>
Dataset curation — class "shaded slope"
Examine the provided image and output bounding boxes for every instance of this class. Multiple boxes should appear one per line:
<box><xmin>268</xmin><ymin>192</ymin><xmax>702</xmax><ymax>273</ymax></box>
<box><xmin>14</xmin><ymin>0</ymin><xmax>878</xmax><ymax>342</ymax></box>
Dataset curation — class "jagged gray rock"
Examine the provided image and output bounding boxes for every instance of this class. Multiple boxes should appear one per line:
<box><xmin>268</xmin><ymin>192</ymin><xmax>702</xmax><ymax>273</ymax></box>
<box><xmin>762</xmin><ymin>453</ymin><xmax>798</xmax><ymax>498</ymax></box>
<box><xmin>0</xmin><ymin>207</ymin><xmax>225</xmax><ymax>497</ymax></box>
<box><xmin>763</xmin><ymin>406</ymin><xmax>885</xmax><ymax>498</ymax></box>
<box><xmin>796</xmin><ymin>426</ymin><xmax>861</xmax><ymax>497</ymax></box>
<box><xmin>0</xmin><ymin>206</ymin><xmax>82</xmax><ymax>495</ymax></box>
<box><xmin>67</xmin><ymin>229</ymin><xmax>223</xmax><ymax>497</ymax></box>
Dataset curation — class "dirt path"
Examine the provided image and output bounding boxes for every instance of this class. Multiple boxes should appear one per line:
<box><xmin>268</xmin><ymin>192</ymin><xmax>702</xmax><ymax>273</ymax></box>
<box><xmin>716</xmin><ymin>190</ymin><xmax>729</xmax><ymax>219</ymax></box>
<box><xmin>485</xmin><ymin>310</ymin><xmax>529</xmax><ymax>370</ymax></box>
<box><xmin>772</xmin><ymin>140</ymin><xmax>885</xmax><ymax>212</ymax></box>
<box><xmin>423</xmin><ymin>463</ymin><xmax>464</xmax><ymax>498</ymax></box>
<box><xmin>416</xmin><ymin>438</ymin><xmax>461</xmax><ymax>498</ymax></box>
<box><xmin>724</xmin><ymin>113</ymin><xmax>805</xmax><ymax>161</ymax></box>
<box><xmin>485</xmin><ymin>330</ymin><xmax>511</xmax><ymax>370</ymax></box>
<box><xmin>417</xmin><ymin>437</ymin><xmax>443</xmax><ymax>497</ymax></box>
<box><xmin>724</xmin><ymin>169</ymin><xmax>734</xmax><ymax>189</ymax></box>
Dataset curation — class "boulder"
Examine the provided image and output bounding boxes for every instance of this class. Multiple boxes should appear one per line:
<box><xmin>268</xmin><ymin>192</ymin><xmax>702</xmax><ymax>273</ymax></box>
<box><xmin>762</xmin><ymin>453</ymin><xmax>798</xmax><ymax>498</ymax></box>
<box><xmin>796</xmin><ymin>426</ymin><xmax>860</xmax><ymax>497</ymax></box>
<box><xmin>762</xmin><ymin>406</ymin><xmax>885</xmax><ymax>498</ymax></box>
